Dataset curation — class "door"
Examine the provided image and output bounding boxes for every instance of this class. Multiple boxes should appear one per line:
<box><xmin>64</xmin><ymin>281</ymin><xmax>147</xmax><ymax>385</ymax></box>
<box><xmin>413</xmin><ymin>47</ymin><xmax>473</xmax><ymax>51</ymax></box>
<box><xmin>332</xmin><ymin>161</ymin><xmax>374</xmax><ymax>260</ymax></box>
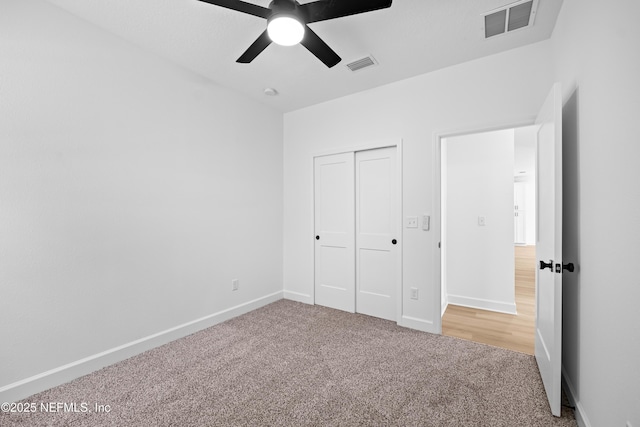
<box><xmin>535</xmin><ymin>82</ymin><xmax>563</xmax><ymax>416</ymax></box>
<box><xmin>355</xmin><ymin>147</ymin><xmax>399</xmax><ymax>321</ymax></box>
<box><xmin>314</xmin><ymin>153</ymin><xmax>355</xmax><ymax>313</ymax></box>
<box><xmin>514</xmin><ymin>182</ymin><xmax>526</xmax><ymax>244</ymax></box>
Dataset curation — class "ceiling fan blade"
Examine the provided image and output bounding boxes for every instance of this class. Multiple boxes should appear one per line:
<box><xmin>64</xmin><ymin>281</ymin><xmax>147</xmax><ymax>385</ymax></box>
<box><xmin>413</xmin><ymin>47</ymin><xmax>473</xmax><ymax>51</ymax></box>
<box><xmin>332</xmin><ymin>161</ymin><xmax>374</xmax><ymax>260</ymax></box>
<box><xmin>300</xmin><ymin>0</ymin><xmax>392</xmax><ymax>24</ymax></box>
<box><xmin>197</xmin><ymin>0</ymin><xmax>271</xmax><ymax>19</ymax></box>
<box><xmin>300</xmin><ymin>25</ymin><xmax>341</xmax><ymax>68</ymax></box>
<box><xmin>236</xmin><ymin>30</ymin><xmax>272</xmax><ymax>63</ymax></box>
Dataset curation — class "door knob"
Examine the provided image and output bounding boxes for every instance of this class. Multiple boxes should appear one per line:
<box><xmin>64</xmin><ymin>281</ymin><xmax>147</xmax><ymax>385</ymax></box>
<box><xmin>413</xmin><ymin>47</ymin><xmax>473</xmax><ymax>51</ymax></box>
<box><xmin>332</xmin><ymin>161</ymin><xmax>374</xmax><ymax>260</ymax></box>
<box><xmin>392</xmin><ymin>239</ymin><xmax>397</xmax><ymax>245</ymax></box>
<box><xmin>315</xmin><ymin>235</ymin><xmax>320</xmax><ymax>240</ymax></box>
<box><xmin>539</xmin><ymin>260</ymin><xmax>553</xmax><ymax>271</ymax></box>
<box><xmin>562</xmin><ymin>263</ymin><xmax>575</xmax><ymax>273</ymax></box>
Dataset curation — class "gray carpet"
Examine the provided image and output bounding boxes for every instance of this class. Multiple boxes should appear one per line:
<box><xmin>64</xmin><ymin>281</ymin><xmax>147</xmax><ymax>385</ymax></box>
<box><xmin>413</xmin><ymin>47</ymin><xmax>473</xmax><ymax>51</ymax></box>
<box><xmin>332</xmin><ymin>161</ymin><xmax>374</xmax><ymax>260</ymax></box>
<box><xmin>2</xmin><ymin>299</ymin><xmax>576</xmax><ymax>426</ymax></box>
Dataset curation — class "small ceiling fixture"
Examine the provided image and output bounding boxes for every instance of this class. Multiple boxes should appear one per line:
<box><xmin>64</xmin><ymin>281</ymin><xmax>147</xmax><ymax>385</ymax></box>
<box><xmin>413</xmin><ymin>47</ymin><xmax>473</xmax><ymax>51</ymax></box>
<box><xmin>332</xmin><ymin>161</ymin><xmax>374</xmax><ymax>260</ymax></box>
<box><xmin>264</xmin><ymin>87</ymin><xmax>279</xmax><ymax>96</ymax></box>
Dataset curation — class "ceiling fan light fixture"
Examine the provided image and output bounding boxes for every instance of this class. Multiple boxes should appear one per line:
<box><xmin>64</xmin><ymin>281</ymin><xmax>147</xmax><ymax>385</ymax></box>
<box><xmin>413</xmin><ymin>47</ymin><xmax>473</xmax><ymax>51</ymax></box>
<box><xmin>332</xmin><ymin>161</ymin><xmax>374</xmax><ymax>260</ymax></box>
<box><xmin>267</xmin><ymin>14</ymin><xmax>305</xmax><ymax>46</ymax></box>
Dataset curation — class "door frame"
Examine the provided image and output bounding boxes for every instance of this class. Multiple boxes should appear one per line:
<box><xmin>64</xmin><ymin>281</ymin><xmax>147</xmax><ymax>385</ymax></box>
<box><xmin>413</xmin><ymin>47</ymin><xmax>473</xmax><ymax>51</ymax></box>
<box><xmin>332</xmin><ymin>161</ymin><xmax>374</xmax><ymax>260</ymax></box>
<box><xmin>432</xmin><ymin>118</ymin><xmax>535</xmax><ymax>334</ymax></box>
<box><xmin>311</xmin><ymin>138</ymin><xmax>403</xmax><ymax>324</ymax></box>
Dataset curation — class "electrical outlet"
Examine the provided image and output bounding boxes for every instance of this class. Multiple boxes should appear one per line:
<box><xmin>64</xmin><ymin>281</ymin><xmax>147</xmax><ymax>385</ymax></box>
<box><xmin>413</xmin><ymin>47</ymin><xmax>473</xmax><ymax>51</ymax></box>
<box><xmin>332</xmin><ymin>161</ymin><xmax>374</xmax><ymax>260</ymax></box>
<box><xmin>232</xmin><ymin>279</ymin><xmax>239</xmax><ymax>291</ymax></box>
<box><xmin>410</xmin><ymin>288</ymin><xmax>419</xmax><ymax>300</ymax></box>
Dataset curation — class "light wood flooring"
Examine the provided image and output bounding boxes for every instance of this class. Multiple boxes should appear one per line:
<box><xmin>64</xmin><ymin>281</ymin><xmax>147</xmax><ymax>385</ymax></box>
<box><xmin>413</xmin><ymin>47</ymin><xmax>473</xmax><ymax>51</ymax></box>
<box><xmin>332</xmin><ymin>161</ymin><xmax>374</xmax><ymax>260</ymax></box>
<box><xmin>442</xmin><ymin>245</ymin><xmax>536</xmax><ymax>354</ymax></box>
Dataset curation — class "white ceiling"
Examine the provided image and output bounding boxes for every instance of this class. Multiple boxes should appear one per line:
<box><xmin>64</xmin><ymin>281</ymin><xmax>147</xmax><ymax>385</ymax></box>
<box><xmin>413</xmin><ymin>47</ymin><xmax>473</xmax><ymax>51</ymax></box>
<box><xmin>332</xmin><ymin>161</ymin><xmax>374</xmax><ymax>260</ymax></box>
<box><xmin>46</xmin><ymin>0</ymin><xmax>564</xmax><ymax>112</ymax></box>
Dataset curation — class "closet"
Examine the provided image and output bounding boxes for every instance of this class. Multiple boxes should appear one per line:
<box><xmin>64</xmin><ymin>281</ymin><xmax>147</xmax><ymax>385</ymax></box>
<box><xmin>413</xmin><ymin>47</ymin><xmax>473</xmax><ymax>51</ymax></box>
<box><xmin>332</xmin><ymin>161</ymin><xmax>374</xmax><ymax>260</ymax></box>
<box><xmin>313</xmin><ymin>146</ymin><xmax>399</xmax><ymax>321</ymax></box>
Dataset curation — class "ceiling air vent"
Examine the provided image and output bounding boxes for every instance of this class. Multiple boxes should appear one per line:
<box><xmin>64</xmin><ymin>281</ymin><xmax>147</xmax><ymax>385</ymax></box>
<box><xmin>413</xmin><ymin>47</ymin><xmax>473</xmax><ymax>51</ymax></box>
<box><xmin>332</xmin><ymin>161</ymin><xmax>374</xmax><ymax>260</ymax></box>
<box><xmin>346</xmin><ymin>55</ymin><xmax>378</xmax><ymax>72</ymax></box>
<box><xmin>483</xmin><ymin>0</ymin><xmax>538</xmax><ymax>39</ymax></box>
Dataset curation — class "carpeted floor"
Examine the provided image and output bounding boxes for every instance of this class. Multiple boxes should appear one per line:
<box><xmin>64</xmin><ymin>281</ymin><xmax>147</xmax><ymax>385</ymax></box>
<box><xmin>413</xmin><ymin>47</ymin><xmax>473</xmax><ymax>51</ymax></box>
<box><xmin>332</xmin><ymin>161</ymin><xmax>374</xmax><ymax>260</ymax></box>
<box><xmin>2</xmin><ymin>299</ymin><xmax>576</xmax><ymax>426</ymax></box>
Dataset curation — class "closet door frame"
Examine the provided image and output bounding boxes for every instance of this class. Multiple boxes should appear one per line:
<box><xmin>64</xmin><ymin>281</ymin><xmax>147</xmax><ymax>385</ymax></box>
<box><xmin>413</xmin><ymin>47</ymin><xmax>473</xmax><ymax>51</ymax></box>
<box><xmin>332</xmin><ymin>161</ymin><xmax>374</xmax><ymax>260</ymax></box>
<box><xmin>311</xmin><ymin>139</ymin><xmax>403</xmax><ymax>324</ymax></box>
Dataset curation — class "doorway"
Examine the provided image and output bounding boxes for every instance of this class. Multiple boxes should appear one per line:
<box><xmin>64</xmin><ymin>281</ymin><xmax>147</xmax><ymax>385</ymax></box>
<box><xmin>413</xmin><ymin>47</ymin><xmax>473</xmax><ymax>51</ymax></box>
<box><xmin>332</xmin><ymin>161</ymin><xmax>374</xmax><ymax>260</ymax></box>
<box><xmin>440</xmin><ymin>125</ymin><xmax>537</xmax><ymax>354</ymax></box>
<box><xmin>313</xmin><ymin>144</ymin><xmax>402</xmax><ymax>322</ymax></box>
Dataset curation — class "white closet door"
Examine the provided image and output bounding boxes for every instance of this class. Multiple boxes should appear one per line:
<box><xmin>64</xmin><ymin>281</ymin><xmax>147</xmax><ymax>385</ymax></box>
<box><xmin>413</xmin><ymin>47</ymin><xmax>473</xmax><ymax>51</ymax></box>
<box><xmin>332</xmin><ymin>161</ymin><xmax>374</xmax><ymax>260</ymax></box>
<box><xmin>355</xmin><ymin>147</ymin><xmax>398</xmax><ymax>321</ymax></box>
<box><xmin>314</xmin><ymin>153</ymin><xmax>355</xmax><ymax>313</ymax></box>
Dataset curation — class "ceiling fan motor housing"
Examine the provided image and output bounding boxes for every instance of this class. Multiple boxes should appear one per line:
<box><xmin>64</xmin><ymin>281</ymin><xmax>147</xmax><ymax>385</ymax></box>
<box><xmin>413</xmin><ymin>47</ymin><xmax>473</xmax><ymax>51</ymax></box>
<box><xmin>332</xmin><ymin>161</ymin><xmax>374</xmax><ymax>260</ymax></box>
<box><xmin>269</xmin><ymin>0</ymin><xmax>299</xmax><ymax>17</ymax></box>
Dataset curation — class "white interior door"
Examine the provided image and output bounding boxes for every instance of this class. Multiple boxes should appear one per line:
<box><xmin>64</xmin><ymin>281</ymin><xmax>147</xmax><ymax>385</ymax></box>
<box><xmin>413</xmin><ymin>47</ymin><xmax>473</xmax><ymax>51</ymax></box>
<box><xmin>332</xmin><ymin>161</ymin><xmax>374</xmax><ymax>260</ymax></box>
<box><xmin>314</xmin><ymin>153</ymin><xmax>355</xmax><ymax>312</ymax></box>
<box><xmin>535</xmin><ymin>82</ymin><xmax>563</xmax><ymax>416</ymax></box>
<box><xmin>514</xmin><ymin>182</ymin><xmax>526</xmax><ymax>244</ymax></box>
<box><xmin>355</xmin><ymin>147</ymin><xmax>399</xmax><ymax>321</ymax></box>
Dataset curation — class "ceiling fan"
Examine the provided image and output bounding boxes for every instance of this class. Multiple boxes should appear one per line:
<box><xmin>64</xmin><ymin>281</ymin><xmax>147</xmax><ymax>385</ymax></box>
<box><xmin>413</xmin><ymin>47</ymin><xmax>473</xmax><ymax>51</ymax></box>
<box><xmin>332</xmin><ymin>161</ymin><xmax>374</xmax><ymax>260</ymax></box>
<box><xmin>197</xmin><ymin>0</ymin><xmax>393</xmax><ymax>68</ymax></box>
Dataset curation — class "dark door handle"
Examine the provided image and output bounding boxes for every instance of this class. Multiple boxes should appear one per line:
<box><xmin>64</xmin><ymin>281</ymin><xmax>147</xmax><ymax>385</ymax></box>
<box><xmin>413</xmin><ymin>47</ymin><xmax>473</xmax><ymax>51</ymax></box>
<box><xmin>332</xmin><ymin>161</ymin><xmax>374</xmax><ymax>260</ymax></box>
<box><xmin>315</xmin><ymin>235</ymin><xmax>320</xmax><ymax>240</ymax></box>
<box><xmin>563</xmin><ymin>263</ymin><xmax>575</xmax><ymax>273</ymax></box>
<box><xmin>539</xmin><ymin>260</ymin><xmax>553</xmax><ymax>270</ymax></box>
<box><xmin>392</xmin><ymin>239</ymin><xmax>397</xmax><ymax>245</ymax></box>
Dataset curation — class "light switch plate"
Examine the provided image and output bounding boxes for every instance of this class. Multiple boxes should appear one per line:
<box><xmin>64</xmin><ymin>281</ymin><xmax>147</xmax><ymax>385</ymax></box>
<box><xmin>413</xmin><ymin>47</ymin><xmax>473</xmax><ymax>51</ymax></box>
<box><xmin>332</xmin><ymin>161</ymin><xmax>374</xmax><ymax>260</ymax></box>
<box><xmin>478</xmin><ymin>216</ymin><xmax>486</xmax><ymax>226</ymax></box>
<box><xmin>422</xmin><ymin>215</ymin><xmax>430</xmax><ymax>231</ymax></box>
<box><xmin>406</xmin><ymin>216</ymin><xmax>418</xmax><ymax>228</ymax></box>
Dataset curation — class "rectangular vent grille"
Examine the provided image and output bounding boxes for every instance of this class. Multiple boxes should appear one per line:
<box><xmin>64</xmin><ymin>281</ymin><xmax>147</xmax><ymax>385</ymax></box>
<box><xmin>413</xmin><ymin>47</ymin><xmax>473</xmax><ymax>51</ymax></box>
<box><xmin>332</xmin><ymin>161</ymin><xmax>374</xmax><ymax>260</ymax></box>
<box><xmin>508</xmin><ymin>1</ymin><xmax>534</xmax><ymax>31</ymax></box>
<box><xmin>485</xmin><ymin>9</ymin><xmax>507</xmax><ymax>38</ymax></box>
<box><xmin>346</xmin><ymin>55</ymin><xmax>378</xmax><ymax>72</ymax></box>
<box><xmin>483</xmin><ymin>0</ymin><xmax>537</xmax><ymax>39</ymax></box>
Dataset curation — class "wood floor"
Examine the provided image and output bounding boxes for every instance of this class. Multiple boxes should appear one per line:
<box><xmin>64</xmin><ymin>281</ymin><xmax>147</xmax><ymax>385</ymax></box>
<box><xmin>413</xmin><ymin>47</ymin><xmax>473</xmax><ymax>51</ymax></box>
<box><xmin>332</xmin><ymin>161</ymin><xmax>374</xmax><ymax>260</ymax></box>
<box><xmin>442</xmin><ymin>245</ymin><xmax>536</xmax><ymax>354</ymax></box>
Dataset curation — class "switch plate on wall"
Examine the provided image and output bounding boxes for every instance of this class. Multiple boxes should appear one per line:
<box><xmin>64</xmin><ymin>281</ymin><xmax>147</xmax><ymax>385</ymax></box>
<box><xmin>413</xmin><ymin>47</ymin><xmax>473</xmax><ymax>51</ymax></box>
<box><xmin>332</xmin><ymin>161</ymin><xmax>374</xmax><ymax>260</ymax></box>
<box><xmin>422</xmin><ymin>214</ymin><xmax>430</xmax><ymax>231</ymax></box>
<box><xmin>410</xmin><ymin>287</ymin><xmax>419</xmax><ymax>300</ymax></box>
<box><xmin>478</xmin><ymin>216</ymin><xmax>486</xmax><ymax>226</ymax></box>
<box><xmin>406</xmin><ymin>216</ymin><xmax>418</xmax><ymax>228</ymax></box>
<box><xmin>232</xmin><ymin>279</ymin><xmax>239</xmax><ymax>291</ymax></box>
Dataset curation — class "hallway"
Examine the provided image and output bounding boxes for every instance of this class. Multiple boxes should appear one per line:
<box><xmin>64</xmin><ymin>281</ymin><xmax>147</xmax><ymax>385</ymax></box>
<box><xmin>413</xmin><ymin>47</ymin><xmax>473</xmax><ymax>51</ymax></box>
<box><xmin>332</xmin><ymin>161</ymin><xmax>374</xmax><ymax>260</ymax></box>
<box><xmin>442</xmin><ymin>245</ymin><xmax>536</xmax><ymax>354</ymax></box>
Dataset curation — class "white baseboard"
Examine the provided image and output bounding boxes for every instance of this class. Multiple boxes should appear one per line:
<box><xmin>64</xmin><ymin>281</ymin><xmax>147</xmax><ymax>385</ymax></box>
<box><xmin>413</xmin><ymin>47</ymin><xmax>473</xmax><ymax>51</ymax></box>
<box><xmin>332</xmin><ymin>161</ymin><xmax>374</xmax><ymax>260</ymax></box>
<box><xmin>447</xmin><ymin>294</ymin><xmax>517</xmax><ymax>315</ymax></box>
<box><xmin>399</xmin><ymin>315</ymin><xmax>437</xmax><ymax>334</ymax></box>
<box><xmin>562</xmin><ymin>365</ymin><xmax>591</xmax><ymax>427</ymax></box>
<box><xmin>441</xmin><ymin>301</ymin><xmax>449</xmax><ymax>317</ymax></box>
<box><xmin>0</xmin><ymin>291</ymin><xmax>283</xmax><ymax>404</ymax></box>
<box><xmin>283</xmin><ymin>290</ymin><xmax>313</xmax><ymax>304</ymax></box>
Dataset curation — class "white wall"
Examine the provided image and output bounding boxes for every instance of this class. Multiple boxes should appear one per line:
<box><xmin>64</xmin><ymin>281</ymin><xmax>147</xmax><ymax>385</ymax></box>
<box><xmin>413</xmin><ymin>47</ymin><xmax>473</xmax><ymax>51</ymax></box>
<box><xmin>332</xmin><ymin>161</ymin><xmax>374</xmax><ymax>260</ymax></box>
<box><xmin>0</xmin><ymin>0</ymin><xmax>283</xmax><ymax>399</ymax></box>
<box><xmin>283</xmin><ymin>40</ymin><xmax>554</xmax><ymax>332</ymax></box>
<box><xmin>551</xmin><ymin>0</ymin><xmax>640</xmax><ymax>426</ymax></box>
<box><xmin>444</xmin><ymin>130</ymin><xmax>516</xmax><ymax>314</ymax></box>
